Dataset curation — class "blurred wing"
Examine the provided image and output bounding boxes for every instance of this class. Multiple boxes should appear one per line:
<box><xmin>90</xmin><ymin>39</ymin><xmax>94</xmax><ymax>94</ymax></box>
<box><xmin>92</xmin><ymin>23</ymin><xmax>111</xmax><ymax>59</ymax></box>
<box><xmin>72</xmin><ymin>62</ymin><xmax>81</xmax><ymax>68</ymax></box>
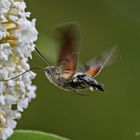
<box><xmin>84</xmin><ymin>47</ymin><xmax>116</xmax><ymax>77</ymax></box>
<box><xmin>85</xmin><ymin>67</ymin><xmax>102</xmax><ymax>76</ymax></box>
<box><xmin>56</xmin><ymin>22</ymin><xmax>80</xmax><ymax>79</ymax></box>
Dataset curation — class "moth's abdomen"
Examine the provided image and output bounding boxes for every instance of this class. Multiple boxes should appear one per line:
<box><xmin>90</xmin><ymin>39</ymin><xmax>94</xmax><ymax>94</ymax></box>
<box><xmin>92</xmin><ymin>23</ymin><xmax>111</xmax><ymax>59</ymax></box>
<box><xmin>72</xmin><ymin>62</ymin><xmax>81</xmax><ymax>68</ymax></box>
<box><xmin>71</xmin><ymin>73</ymin><xmax>104</xmax><ymax>91</ymax></box>
<box><xmin>95</xmin><ymin>83</ymin><xmax>104</xmax><ymax>91</ymax></box>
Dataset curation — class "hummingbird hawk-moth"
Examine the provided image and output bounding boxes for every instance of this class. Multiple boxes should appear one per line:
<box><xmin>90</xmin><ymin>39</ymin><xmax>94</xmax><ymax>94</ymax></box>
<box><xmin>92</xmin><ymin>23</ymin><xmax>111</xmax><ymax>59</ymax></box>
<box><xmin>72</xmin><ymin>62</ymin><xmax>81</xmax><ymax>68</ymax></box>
<box><xmin>2</xmin><ymin>22</ymin><xmax>116</xmax><ymax>96</ymax></box>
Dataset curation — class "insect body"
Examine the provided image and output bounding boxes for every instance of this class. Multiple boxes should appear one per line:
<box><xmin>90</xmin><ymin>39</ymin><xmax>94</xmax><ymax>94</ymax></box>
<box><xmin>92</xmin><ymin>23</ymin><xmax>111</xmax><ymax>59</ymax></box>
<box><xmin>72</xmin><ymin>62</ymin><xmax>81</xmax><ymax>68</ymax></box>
<box><xmin>41</xmin><ymin>22</ymin><xmax>115</xmax><ymax>95</ymax></box>
<box><xmin>45</xmin><ymin>67</ymin><xmax>104</xmax><ymax>92</ymax></box>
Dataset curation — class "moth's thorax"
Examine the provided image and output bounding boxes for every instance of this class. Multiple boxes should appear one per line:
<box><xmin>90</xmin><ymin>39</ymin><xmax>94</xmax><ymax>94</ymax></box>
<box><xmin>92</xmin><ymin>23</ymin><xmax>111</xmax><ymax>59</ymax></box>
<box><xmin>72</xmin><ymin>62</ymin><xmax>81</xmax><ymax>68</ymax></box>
<box><xmin>44</xmin><ymin>66</ymin><xmax>68</xmax><ymax>89</ymax></box>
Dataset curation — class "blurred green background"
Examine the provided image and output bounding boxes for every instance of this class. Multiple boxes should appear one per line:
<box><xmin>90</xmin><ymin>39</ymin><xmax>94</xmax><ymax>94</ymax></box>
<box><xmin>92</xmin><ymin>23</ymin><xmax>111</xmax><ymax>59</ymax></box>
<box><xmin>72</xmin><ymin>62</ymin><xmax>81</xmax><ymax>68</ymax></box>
<box><xmin>18</xmin><ymin>0</ymin><xmax>140</xmax><ymax>140</ymax></box>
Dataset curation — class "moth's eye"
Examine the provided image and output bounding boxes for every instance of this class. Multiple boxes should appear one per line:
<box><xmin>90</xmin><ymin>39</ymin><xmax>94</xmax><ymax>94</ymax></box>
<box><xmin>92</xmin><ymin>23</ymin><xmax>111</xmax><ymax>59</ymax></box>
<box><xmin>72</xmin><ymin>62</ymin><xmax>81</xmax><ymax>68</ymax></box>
<box><xmin>45</xmin><ymin>69</ymin><xmax>49</xmax><ymax>73</ymax></box>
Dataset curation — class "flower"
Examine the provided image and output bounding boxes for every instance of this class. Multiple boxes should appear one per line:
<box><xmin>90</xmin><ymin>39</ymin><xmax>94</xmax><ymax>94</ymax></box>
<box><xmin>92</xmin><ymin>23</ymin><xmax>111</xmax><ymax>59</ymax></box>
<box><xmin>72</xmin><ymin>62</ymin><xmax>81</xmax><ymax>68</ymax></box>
<box><xmin>0</xmin><ymin>0</ymin><xmax>38</xmax><ymax>139</ymax></box>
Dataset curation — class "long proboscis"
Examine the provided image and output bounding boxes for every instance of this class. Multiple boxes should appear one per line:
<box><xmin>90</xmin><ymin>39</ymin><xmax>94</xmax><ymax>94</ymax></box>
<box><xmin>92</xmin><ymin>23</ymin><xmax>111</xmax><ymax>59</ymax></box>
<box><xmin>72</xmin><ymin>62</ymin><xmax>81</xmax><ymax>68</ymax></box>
<box><xmin>0</xmin><ymin>67</ymin><xmax>45</xmax><ymax>81</ymax></box>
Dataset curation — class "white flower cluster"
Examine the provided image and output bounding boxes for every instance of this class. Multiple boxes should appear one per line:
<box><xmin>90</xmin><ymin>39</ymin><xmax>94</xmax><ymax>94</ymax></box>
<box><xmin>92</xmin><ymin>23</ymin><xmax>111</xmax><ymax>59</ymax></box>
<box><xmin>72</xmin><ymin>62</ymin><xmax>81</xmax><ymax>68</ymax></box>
<box><xmin>0</xmin><ymin>0</ymin><xmax>38</xmax><ymax>139</ymax></box>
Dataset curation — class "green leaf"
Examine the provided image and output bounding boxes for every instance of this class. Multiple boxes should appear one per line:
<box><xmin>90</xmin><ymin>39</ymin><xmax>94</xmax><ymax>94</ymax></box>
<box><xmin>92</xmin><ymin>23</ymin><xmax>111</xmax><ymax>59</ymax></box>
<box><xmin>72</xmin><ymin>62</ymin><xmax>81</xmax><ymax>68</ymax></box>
<box><xmin>8</xmin><ymin>130</ymin><xmax>70</xmax><ymax>140</ymax></box>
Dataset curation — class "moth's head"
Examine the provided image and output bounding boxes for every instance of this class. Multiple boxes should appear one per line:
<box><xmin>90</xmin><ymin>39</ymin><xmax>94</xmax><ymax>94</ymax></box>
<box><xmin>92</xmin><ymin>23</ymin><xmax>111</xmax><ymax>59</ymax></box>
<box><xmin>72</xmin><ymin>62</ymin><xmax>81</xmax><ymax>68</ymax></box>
<box><xmin>45</xmin><ymin>66</ymin><xmax>56</xmax><ymax>76</ymax></box>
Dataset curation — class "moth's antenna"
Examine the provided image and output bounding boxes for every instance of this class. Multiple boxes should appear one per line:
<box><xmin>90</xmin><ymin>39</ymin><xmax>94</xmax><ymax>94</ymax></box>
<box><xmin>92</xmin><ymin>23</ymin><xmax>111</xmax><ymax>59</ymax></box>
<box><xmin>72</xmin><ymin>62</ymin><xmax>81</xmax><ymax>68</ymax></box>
<box><xmin>0</xmin><ymin>67</ymin><xmax>45</xmax><ymax>81</ymax></box>
<box><xmin>34</xmin><ymin>47</ymin><xmax>55</xmax><ymax>75</ymax></box>
<box><xmin>34</xmin><ymin>47</ymin><xmax>50</xmax><ymax>66</ymax></box>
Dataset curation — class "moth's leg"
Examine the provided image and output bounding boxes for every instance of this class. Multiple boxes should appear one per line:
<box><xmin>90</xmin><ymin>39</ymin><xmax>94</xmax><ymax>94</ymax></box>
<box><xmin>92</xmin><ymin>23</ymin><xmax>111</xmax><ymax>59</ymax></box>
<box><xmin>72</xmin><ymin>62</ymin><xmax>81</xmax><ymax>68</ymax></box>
<box><xmin>73</xmin><ymin>90</ymin><xmax>91</xmax><ymax>96</ymax></box>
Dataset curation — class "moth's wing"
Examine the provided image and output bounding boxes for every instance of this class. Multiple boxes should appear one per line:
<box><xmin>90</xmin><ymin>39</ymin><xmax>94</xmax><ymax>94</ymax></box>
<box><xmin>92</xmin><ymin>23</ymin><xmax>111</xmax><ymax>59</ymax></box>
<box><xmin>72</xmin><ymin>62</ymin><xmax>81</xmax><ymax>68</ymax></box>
<box><xmin>56</xmin><ymin>22</ymin><xmax>80</xmax><ymax>80</ymax></box>
<box><xmin>84</xmin><ymin>47</ymin><xmax>117</xmax><ymax>77</ymax></box>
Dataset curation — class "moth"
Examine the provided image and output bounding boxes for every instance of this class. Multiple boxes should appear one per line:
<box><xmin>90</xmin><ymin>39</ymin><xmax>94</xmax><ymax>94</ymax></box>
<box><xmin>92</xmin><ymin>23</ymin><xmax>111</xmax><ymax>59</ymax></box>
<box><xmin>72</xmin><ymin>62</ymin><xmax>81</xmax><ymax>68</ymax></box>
<box><xmin>2</xmin><ymin>22</ymin><xmax>116</xmax><ymax>96</ymax></box>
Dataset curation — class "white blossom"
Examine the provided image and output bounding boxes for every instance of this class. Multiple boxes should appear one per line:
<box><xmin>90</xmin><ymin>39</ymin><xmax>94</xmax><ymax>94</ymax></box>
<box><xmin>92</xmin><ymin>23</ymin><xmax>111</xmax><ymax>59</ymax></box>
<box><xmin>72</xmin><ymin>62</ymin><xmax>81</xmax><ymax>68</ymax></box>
<box><xmin>0</xmin><ymin>0</ymin><xmax>38</xmax><ymax>139</ymax></box>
